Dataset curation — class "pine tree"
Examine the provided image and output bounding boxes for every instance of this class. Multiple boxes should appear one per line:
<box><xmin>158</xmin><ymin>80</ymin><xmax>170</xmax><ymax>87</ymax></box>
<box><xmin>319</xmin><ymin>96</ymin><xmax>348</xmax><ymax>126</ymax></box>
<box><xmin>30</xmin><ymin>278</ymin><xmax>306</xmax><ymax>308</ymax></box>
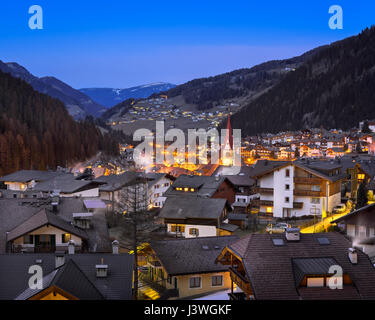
<box><xmin>356</xmin><ymin>181</ymin><xmax>368</xmax><ymax>209</ymax></box>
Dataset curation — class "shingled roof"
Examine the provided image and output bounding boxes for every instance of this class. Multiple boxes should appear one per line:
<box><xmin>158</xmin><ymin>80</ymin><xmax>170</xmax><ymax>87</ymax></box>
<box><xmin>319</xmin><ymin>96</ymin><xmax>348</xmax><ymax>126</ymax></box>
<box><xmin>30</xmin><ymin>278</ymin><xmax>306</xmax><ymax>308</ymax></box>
<box><xmin>164</xmin><ymin>174</ymin><xmax>232</xmax><ymax>198</ymax></box>
<box><xmin>7</xmin><ymin>209</ymin><xmax>88</xmax><ymax>241</ymax></box>
<box><xmin>0</xmin><ymin>170</ymin><xmax>62</xmax><ymax>183</ymax></box>
<box><xmin>220</xmin><ymin>232</ymin><xmax>375</xmax><ymax>300</ymax></box>
<box><xmin>159</xmin><ymin>197</ymin><xmax>229</xmax><ymax>220</ymax></box>
<box><xmin>15</xmin><ymin>259</ymin><xmax>103</xmax><ymax>300</ymax></box>
<box><xmin>150</xmin><ymin>236</ymin><xmax>239</xmax><ymax>276</ymax></box>
<box><xmin>0</xmin><ymin>253</ymin><xmax>134</xmax><ymax>300</ymax></box>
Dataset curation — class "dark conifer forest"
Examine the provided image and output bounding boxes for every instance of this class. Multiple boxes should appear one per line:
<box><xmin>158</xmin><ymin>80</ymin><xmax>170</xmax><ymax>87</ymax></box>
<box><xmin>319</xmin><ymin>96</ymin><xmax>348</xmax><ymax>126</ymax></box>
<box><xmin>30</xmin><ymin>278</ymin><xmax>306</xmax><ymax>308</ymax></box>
<box><xmin>0</xmin><ymin>70</ymin><xmax>119</xmax><ymax>175</ymax></box>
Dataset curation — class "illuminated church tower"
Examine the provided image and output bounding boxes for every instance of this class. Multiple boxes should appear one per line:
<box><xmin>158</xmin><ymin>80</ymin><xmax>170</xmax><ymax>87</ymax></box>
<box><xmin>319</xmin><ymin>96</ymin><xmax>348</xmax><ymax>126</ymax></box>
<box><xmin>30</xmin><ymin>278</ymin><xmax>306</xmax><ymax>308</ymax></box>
<box><xmin>221</xmin><ymin>114</ymin><xmax>233</xmax><ymax>166</ymax></box>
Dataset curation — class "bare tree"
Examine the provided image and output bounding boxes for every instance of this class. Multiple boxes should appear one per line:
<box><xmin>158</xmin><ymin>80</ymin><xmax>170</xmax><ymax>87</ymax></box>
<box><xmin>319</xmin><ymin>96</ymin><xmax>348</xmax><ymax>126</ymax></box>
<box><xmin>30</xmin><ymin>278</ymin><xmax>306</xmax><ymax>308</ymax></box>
<box><xmin>115</xmin><ymin>172</ymin><xmax>157</xmax><ymax>300</ymax></box>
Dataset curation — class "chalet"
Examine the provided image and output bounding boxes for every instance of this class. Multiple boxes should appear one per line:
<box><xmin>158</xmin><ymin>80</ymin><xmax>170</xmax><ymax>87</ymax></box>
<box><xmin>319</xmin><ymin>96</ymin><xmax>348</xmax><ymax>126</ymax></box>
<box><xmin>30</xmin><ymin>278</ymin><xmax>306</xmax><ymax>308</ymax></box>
<box><xmin>216</xmin><ymin>230</ymin><xmax>375</xmax><ymax>300</ymax></box>
<box><xmin>0</xmin><ymin>170</ymin><xmax>62</xmax><ymax>191</ymax></box>
<box><xmin>0</xmin><ymin>246</ymin><xmax>133</xmax><ymax>300</ymax></box>
<box><xmin>332</xmin><ymin>203</ymin><xmax>375</xmax><ymax>257</ymax></box>
<box><xmin>326</xmin><ymin>147</ymin><xmax>346</xmax><ymax>158</ymax></box>
<box><xmin>143</xmin><ymin>236</ymin><xmax>238</xmax><ymax>299</ymax></box>
<box><xmin>252</xmin><ymin>159</ymin><xmax>345</xmax><ymax>218</ymax></box>
<box><xmin>159</xmin><ymin>197</ymin><xmax>238</xmax><ymax>237</ymax></box>
<box><xmin>32</xmin><ymin>174</ymin><xmax>102</xmax><ymax>198</ymax></box>
<box><xmin>164</xmin><ymin>174</ymin><xmax>236</xmax><ymax>204</ymax></box>
<box><xmin>0</xmin><ymin>197</ymin><xmax>112</xmax><ymax>254</ymax></box>
<box><xmin>6</xmin><ymin>209</ymin><xmax>88</xmax><ymax>253</ymax></box>
<box><xmin>95</xmin><ymin>172</ymin><xmax>147</xmax><ymax>211</ymax></box>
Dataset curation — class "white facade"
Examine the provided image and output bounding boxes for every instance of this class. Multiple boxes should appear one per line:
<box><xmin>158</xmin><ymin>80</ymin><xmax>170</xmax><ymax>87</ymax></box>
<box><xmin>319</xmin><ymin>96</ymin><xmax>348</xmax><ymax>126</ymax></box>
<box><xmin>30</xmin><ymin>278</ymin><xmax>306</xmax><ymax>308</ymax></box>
<box><xmin>148</xmin><ymin>176</ymin><xmax>173</xmax><ymax>208</ymax></box>
<box><xmin>166</xmin><ymin>223</ymin><xmax>217</xmax><ymax>238</ymax></box>
<box><xmin>258</xmin><ymin>165</ymin><xmax>341</xmax><ymax>218</ymax></box>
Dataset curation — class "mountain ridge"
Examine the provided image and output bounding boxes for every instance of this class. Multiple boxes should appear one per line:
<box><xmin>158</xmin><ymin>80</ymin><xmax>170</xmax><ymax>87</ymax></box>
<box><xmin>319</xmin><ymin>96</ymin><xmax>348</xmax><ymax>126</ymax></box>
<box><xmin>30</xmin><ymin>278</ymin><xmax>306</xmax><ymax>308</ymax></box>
<box><xmin>0</xmin><ymin>61</ymin><xmax>106</xmax><ymax>119</ymax></box>
<box><xmin>80</xmin><ymin>82</ymin><xmax>176</xmax><ymax>108</ymax></box>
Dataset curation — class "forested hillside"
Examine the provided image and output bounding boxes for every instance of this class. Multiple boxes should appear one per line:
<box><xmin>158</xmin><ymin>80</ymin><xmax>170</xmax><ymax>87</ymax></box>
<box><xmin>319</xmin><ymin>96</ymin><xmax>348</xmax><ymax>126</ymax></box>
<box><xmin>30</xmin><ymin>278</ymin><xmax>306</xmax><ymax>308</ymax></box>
<box><xmin>230</xmin><ymin>27</ymin><xmax>375</xmax><ymax>135</ymax></box>
<box><xmin>155</xmin><ymin>46</ymin><xmax>324</xmax><ymax>111</ymax></box>
<box><xmin>0</xmin><ymin>70</ymin><xmax>118</xmax><ymax>176</ymax></box>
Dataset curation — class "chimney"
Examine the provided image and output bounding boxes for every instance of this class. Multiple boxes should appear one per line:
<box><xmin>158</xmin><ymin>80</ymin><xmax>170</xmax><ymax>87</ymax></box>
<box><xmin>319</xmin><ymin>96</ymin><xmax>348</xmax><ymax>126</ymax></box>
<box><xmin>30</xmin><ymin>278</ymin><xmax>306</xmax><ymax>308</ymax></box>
<box><xmin>348</xmin><ymin>248</ymin><xmax>358</xmax><ymax>264</ymax></box>
<box><xmin>68</xmin><ymin>240</ymin><xmax>75</xmax><ymax>255</ymax></box>
<box><xmin>55</xmin><ymin>251</ymin><xmax>65</xmax><ymax>268</ymax></box>
<box><xmin>96</xmin><ymin>258</ymin><xmax>108</xmax><ymax>278</ymax></box>
<box><xmin>285</xmin><ymin>228</ymin><xmax>300</xmax><ymax>241</ymax></box>
<box><xmin>112</xmin><ymin>240</ymin><xmax>119</xmax><ymax>254</ymax></box>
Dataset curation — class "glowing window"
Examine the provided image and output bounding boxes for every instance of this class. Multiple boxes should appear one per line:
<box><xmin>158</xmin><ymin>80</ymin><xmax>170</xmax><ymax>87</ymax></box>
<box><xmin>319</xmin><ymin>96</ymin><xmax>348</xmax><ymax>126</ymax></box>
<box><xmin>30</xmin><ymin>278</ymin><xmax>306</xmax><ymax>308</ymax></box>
<box><xmin>307</xmin><ymin>277</ymin><xmax>324</xmax><ymax>287</ymax></box>
<box><xmin>184</xmin><ymin>187</ymin><xmax>189</xmax><ymax>192</ymax></box>
<box><xmin>266</xmin><ymin>207</ymin><xmax>272</xmax><ymax>213</ymax></box>
<box><xmin>358</xmin><ymin>174</ymin><xmax>365</xmax><ymax>180</ymax></box>
<box><xmin>190</xmin><ymin>188</ymin><xmax>195</xmax><ymax>192</ymax></box>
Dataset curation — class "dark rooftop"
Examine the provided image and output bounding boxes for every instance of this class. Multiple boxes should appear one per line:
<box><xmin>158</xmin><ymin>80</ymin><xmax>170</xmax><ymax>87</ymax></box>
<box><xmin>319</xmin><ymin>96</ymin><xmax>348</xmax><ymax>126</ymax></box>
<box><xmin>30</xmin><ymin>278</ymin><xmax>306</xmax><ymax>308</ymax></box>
<box><xmin>150</xmin><ymin>236</ymin><xmax>238</xmax><ymax>276</ymax></box>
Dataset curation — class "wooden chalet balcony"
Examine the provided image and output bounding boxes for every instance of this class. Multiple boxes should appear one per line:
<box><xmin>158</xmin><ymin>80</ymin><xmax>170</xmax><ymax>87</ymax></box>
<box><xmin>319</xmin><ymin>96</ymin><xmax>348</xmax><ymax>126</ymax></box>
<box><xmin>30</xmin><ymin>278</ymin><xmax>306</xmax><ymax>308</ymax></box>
<box><xmin>293</xmin><ymin>190</ymin><xmax>322</xmax><ymax>197</ymax></box>
<box><xmin>253</xmin><ymin>199</ymin><xmax>274</xmax><ymax>207</ymax></box>
<box><xmin>229</xmin><ymin>267</ymin><xmax>252</xmax><ymax>296</ymax></box>
<box><xmin>253</xmin><ymin>187</ymin><xmax>274</xmax><ymax>194</ymax></box>
<box><xmin>294</xmin><ymin>177</ymin><xmax>322</xmax><ymax>184</ymax></box>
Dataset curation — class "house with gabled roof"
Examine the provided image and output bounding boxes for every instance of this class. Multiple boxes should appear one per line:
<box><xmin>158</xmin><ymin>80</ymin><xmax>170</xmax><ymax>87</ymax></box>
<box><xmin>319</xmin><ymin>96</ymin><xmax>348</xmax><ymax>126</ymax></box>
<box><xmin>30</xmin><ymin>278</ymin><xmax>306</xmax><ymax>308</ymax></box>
<box><xmin>216</xmin><ymin>229</ymin><xmax>375</xmax><ymax>300</ymax></box>
<box><xmin>251</xmin><ymin>159</ymin><xmax>345</xmax><ymax>218</ymax></box>
<box><xmin>159</xmin><ymin>197</ymin><xmax>238</xmax><ymax>238</ymax></box>
<box><xmin>6</xmin><ymin>209</ymin><xmax>88</xmax><ymax>253</ymax></box>
<box><xmin>164</xmin><ymin>174</ymin><xmax>236</xmax><ymax>204</ymax></box>
<box><xmin>142</xmin><ymin>236</ymin><xmax>238</xmax><ymax>299</ymax></box>
<box><xmin>0</xmin><ymin>246</ymin><xmax>134</xmax><ymax>300</ymax></box>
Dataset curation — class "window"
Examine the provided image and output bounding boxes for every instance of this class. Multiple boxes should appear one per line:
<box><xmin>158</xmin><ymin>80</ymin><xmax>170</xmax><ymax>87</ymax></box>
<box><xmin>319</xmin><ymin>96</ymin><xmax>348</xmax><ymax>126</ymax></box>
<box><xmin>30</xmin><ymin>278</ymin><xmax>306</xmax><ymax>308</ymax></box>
<box><xmin>358</xmin><ymin>174</ymin><xmax>365</xmax><ymax>180</ymax></box>
<box><xmin>171</xmin><ymin>225</ymin><xmax>185</xmax><ymax>233</ymax></box>
<box><xmin>285</xmin><ymin>169</ymin><xmax>290</xmax><ymax>177</ymax></box>
<box><xmin>307</xmin><ymin>277</ymin><xmax>324</xmax><ymax>287</ymax></box>
<box><xmin>285</xmin><ymin>197</ymin><xmax>290</xmax><ymax>203</ymax></box>
<box><xmin>285</xmin><ymin>184</ymin><xmax>290</xmax><ymax>190</ymax></box>
<box><xmin>176</xmin><ymin>187</ymin><xmax>183</xmax><ymax>191</ymax></box>
<box><xmin>61</xmin><ymin>233</ymin><xmax>71</xmax><ymax>243</ymax></box>
<box><xmin>164</xmin><ymin>183</ymin><xmax>169</xmax><ymax>187</ymax></box>
<box><xmin>266</xmin><ymin>207</ymin><xmax>272</xmax><ymax>213</ymax></box>
<box><xmin>359</xmin><ymin>225</ymin><xmax>367</xmax><ymax>238</ymax></box>
<box><xmin>23</xmin><ymin>235</ymin><xmax>34</xmax><ymax>244</ymax></box>
<box><xmin>311</xmin><ymin>185</ymin><xmax>321</xmax><ymax>191</ymax></box>
<box><xmin>212</xmin><ymin>275</ymin><xmax>223</xmax><ymax>287</ymax></box>
<box><xmin>184</xmin><ymin>187</ymin><xmax>189</xmax><ymax>192</ymax></box>
<box><xmin>311</xmin><ymin>197</ymin><xmax>320</xmax><ymax>204</ymax></box>
<box><xmin>189</xmin><ymin>277</ymin><xmax>201</xmax><ymax>288</ymax></box>
<box><xmin>189</xmin><ymin>228</ymin><xmax>199</xmax><ymax>236</ymax></box>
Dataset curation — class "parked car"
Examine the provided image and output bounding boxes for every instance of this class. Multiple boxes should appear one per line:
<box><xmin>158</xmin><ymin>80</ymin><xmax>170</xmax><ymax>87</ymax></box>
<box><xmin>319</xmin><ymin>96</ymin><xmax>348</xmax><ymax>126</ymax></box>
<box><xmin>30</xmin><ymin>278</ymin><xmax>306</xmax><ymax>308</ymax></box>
<box><xmin>265</xmin><ymin>222</ymin><xmax>291</xmax><ymax>234</ymax></box>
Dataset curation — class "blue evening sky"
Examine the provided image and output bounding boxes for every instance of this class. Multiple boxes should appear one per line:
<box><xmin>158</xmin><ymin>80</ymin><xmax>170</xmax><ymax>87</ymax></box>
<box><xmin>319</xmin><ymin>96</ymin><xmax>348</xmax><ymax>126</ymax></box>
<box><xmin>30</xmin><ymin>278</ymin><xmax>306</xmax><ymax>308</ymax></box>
<box><xmin>0</xmin><ymin>1</ymin><xmax>374</xmax><ymax>88</ymax></box>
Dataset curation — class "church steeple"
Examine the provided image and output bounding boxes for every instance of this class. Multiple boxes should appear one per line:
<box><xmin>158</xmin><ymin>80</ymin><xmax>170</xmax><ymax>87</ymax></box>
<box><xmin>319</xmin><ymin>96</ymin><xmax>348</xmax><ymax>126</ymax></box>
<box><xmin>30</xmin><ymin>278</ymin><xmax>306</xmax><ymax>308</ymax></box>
<box><xmin>224</xmin><ymin>114</ymin><xmax>233</xmax><ymax>150</ymax></box>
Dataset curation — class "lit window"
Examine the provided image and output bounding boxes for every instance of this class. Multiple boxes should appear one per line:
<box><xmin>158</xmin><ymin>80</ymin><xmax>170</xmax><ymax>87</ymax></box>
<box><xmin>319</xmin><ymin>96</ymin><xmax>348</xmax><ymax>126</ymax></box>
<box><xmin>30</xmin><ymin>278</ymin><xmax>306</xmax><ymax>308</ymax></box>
<box><xmin>62</xmin><ymin>233</ymin><xmax>71</xmax><ymax>243</ymax></box>
<box><xmin>307</xmin><ymin>277</ymin><xmax>324</xmax><ymax>287</ymax></box>
<box><xmin>190</xmin><ymin>188</ymin><xmax>195</xmax><ymax>192</ymax></box>
<box><xmin>266</xmin><ymin>207</ymin><xmax>272</xmax><ymax>213</ymax></box>
<box><xmin>358</xmin><ymin>174</ymin><xmax>365</xmax><ymax>180</ymax></box>
<box><xmin>184</xmin><ymin>187</ymin><xmax>189</xmax><ymax>192</ymax></box>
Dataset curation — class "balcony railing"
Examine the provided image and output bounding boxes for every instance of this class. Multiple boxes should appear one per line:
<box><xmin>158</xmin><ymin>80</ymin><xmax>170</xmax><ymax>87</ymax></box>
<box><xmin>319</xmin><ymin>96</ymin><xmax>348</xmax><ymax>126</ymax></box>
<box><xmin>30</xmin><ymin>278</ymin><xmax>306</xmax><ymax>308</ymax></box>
<box><xmin>294</xmin><ymin>190</ymin><xmax>322</xmax><ymax>197</ymax></box>
<box><xmin>294</xmin><ymin>177</ymin><xmax>322</xmax><ymax>184</ymax></box>
<box><xmin>253</xmin><ymin>199</ymin><xmax>274</xmax><ymax>207</ymax></box>
<box><xmin>229</xmin><ymin>267</ymin><xmax>252</xmax><ymax>295</ymax></box>
<box><xmin>253</xmin><ymin>187</ymin><xmax>274</xmax><ymax>194</ymax></box>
